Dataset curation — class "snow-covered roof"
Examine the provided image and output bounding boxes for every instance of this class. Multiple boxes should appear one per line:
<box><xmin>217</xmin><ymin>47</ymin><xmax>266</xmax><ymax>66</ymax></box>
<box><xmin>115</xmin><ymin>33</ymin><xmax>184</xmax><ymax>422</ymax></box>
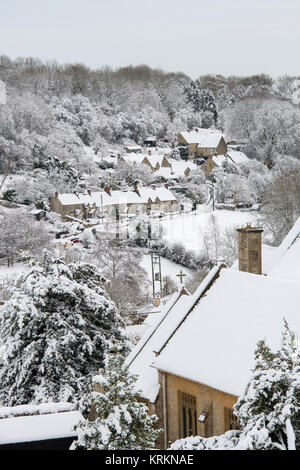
<box><xmin>0</xmin><ymin>402</ymin><xmax>75</xmax><ymax>419</ymax></box>
<box><xmin>0</xmin><ymin>410</ymin><xmax>82</xmax><ymax>445</ymax></box>
<box><xmin>129</xmin><ymin>217</ymin><xmax>300</xmax><ymax>400</ymax></box>
<box><xmin>126</xmin><ymin>290</ymin><xmax>183</xmax><ymax>402</ymax></box>
<box><xmin>154</xmin><ymin>161</ymin><xmax>193</xmax><ymax>179</ymax></box>
<box><xmin>153</xmin><ymin>268</ymin><xmax>300</xmax><ymax>397</ymax></box>
<box><xmin>179</xmin><ymin>130</ymin><xmax>224</xmax><ymax>148</ymax></box>
<box><xmin>231</xmin><ymin>243</ymin><xmax>281</xmax><ymax>275</ymax></box>
<box><xmin>212</xmin><ymin>150</ymin><xmax>249</xmax><ymax>168</ymax></box>
<box><xmin>266</xmin><ymin>217</ymin><xmax>300</xmax><ymax>283</ymax></box>
<box><xmin>120</xmin><ymin>154</ymin><xmax>146</xmax><ymax>165</ymax></box>
<box><xmin>125</xmin><ymin>267</ymin><xmax>221</xmax><ymax>402</ymax></box>
<box><xmin>56</xmin><ymin>186</ymin><xmax>177</xmax><ymax>207</ymax></box>
<box><xmin>231</xmin><ymin>217</ymin><xmax>300</xmax><ymax>281</ymax></box>
<box><xmin>144</xmin><ymin>154</ymin><xmax>168</xmax><ymax>167</ymax></box>
<box><xmin>227</xmin><ymin>149</ymin><xmax>249</xmax><ymax>164</ymax></box>
<box><xmin>124</xmin><ymin>145</ymin><xmax>142</xmax><ymax>151</ymax></box>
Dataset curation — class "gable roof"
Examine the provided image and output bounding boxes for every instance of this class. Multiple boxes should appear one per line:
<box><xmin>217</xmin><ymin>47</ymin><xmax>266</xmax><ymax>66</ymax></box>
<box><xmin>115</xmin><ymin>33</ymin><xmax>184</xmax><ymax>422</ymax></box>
<box><xmin>0</xmin><ymin>409</ymin><xmax>82</xmax><ymax>445</ymax></box>
<box><xmin>266</xmin><ymin>217</ymin><xmax>300</xmax><ymax>283</ymax></box>
<box><xmin>125</xmin><ymin>266</ymin><xmax>222</xmax><ymax>402</ymax></box>
<box><xmin>179</xmin><ymin>130</ymin><xmax>225</xmax><ymax>148</ymax></box>
<box><xmin>56</xmin><ymin>187</ymin><xmax>177</xmax><ymax>208</ymax></box>
<box><xmin>128</xmin><ymin>218</ymin><xmax>300</xmax><ymax>401</ymax></box>
<box><xmin>153</xmin><ymin>268</ymin><xmax>300</xmax><ymax>397</ymax></box>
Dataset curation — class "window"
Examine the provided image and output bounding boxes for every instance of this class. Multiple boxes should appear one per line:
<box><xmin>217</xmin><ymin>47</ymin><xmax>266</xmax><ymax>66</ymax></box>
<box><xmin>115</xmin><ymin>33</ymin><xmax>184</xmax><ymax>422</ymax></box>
<box><xmin>178</xmin><ymin>392</ymin><xmax>197</xmax><ymax>438</ymax></box>
<box><xmin>224</xmin><ymin>407</ymin><xmax>238</xmax><ymax>431</ymax></box>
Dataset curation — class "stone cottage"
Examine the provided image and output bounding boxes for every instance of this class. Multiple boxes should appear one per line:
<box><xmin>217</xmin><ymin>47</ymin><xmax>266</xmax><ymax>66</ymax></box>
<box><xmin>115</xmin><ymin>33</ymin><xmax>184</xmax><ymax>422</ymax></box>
<box><xmin>125</xmin><ymin>219</ymin><xmax>300</xmax><ymax>448</ymax></box>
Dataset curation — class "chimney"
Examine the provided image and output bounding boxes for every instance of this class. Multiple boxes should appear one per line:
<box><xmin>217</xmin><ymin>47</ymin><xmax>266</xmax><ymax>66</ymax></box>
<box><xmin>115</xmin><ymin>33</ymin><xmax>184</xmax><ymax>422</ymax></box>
<box><xmin>164</xmin><ymin>183</ymin><xmax>169</xmax><ymax>190</ymax></box>
<box><xmin>104</xmin><ymin>186</ymin><xmax>111</xmax><ymax>196</ymax></box>
<box><xmin>55</xmin><ymin>191</ymin><xmax>58</xmax><ymax>198</ymax></box>
<box><xmin>237</xmin><ymin>225</ymin><xmax>263</xmax><ymax>275</ymax></box>
<box><xmin>87</xmin><ymin>189</ymin><xmax>91</xmax><ymax>196</ymax></box>
<box><xmin>133</xmin><ymin>181</ymin><xmax>139</xmax><ymax>193</ymax></box>
<box><xmin>151</xmin><ymin>185</ymin><xmax>156</xmax><ymax>190</ymax></box>
<box><xmin>148</xmin><ymin>150</ymin><xmax>151</xmax><ymax>155</ymax></box>
<box><xmin>195</xmin><ymin>128</ymin><xmax>198</xmax><ymax>132</ymax></box>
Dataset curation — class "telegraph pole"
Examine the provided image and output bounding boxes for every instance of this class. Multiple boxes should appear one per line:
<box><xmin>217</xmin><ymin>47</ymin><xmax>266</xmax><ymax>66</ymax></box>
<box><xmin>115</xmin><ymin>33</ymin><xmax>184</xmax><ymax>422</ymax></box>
<box><xmin>151</xmin><ymin>253</ymin><xmax>162</xmax><ymax>301</ymax></box>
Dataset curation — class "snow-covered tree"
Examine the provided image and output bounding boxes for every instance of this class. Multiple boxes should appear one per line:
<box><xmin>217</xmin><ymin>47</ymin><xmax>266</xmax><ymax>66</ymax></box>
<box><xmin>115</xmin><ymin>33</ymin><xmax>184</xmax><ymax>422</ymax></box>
<box><xmin>93</xmin><ymin>240</ymin><xmax>150</xmax><ymax>316</ymax></box>
<box><xmin>234</xmin><ymin>320</ymin><xmax>300</xmax><ymax>450</ymax></box>
<box><xmin>70</xmin><ymin>352</ymin><xmax>161</xmax><ymax>450</ymax></box>
<box><xmin>260</xmin><ymin>170</ymin><xmax>300</xmax><ymax>244</ymax></box>
<box><xmin>0</xmin><ymin>253</ymin><xmax>128</xmax><ymax>412</ymax></box>
<box><xmin>185</xmin><ymin>81</ymin><xmax>217</xmax><ymax>125</ymax></box>
<box><xmin>225</xmin><ymin>98</ymin><xmax>300</xmax><ymax>168</ymax></box>
<box><xmin>0</xmin><ymin>210</ymin><xmax>51</xmax><ymax>258</ymax></box>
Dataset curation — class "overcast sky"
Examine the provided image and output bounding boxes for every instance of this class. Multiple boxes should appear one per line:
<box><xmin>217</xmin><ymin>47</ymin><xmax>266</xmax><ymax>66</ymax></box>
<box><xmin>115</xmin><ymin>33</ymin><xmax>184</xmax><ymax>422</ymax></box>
<box><xmin>0</xmin><ymin>0</ymin><xmax>299</xmax><ymax>79</ymax></box>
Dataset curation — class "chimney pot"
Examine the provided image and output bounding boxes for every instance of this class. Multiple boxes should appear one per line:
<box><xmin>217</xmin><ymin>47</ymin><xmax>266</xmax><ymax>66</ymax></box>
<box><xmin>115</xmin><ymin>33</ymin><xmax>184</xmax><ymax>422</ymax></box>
<box><xmin>104</xmin><ymin>186</ymin><xmax>111</xmax><ymax>196</ymax></box>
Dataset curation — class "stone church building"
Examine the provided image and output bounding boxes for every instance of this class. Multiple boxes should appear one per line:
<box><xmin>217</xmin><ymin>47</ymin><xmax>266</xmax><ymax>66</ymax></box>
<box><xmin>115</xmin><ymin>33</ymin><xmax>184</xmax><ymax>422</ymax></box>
<box><xmin>125</xmin><ymin>219</ymin><xmax>300</xmax><ymax>449</ymax></box>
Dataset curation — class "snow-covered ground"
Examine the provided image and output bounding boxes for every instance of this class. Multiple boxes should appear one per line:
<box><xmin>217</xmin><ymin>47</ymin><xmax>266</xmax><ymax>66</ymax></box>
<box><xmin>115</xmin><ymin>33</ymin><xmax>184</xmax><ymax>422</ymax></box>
<box><xmin>140</xmin><ymin>254</ymin><xmax>194</xmax><ymax>285</ymax></box>
<box><xmin>0</xmin><ymin>262</ymin><xmax>28</xmax><ymax>283</ymax></box>
<box><xmin>160</xmin><ymin>209</ymin><xmax>258</xmax><ymax>252</ymax></box>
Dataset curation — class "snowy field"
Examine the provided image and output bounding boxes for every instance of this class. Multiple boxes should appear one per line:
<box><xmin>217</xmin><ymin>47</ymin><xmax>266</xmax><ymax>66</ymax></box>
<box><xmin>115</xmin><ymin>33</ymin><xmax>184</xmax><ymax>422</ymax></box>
<box><xmin>0</xmin><ymin>262</ymin><xmax>28</xmax><ymax>283</ymax></box>
<box><xmin>160</xmin><ymin>209</ymin><xmax>258</xmax><ymax>253</ymax></box>
<box><xmin>140</xmin><ymin>254</ymin><xmax>194</xmax><ymax>285</ymax></box>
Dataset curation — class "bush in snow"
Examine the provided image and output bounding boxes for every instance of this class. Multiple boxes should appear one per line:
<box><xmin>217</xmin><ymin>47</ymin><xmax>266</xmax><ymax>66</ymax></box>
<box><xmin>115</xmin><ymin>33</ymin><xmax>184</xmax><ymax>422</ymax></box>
<box><xmin>0</xmin><ymin>209</ymin><xmax>51</xmax><ymax>259</ymax></box>
<box><xmin>171</xmin><ymin>320</ymin><xmax>300</xmax><ymax>450</ymax></box>
<box><xmin>171</xmin><ymin>431</ymin><xmax>240</xmax><ymax>450</ymax></box>
<box><xmin>71</xmin><ymin>353</ymin><xmax>161</xmax><ymax>450</ymax></box>
<box><xmin>150</xmin><ymin>240</ymin><xmax>211</xmax><ymax>271</ymax></box>
<box><xmin>0</xmin><ymin>252</ymin><xmax>128</xmax><ymax>413</ymax></box>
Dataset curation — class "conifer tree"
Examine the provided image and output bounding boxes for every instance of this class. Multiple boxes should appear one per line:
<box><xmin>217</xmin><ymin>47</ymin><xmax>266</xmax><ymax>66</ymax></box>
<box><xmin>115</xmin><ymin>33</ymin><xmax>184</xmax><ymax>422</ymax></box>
<box><xmin>0</xmin><ymin>252</ymin><xmax>128</xmax><ymax>412</ymax></box>
<box><xmin>235</xmin><ymin>319</ymin><xmax>300</xmax><ymax>450</ymax></box>
<box><xmin>71</xmin><ymin>353</ymin><xmax>161</xmax><ymax>450</ymax></box>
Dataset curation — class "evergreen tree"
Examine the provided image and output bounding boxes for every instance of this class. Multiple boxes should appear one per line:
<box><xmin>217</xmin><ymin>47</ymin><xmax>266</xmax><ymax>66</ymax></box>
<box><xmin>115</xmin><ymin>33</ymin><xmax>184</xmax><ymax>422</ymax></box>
<box><xmin>184</xmin><ymin>81</ymin><xmax>218</xmax><ymax>124</ymax></box>
<box><xmin>235</xmin><ymin>319</ymin><xmax>300</xmax><ymax>450</ymax></box>
<box><xmin>71</xmin><ymin>353</ymin><xmax>161</xmax><ymax>450</ymax></box>
<box><xmin>0</xmin><ymin>253</ymin><xmax>128</xmax><ymax>412</ymax></box>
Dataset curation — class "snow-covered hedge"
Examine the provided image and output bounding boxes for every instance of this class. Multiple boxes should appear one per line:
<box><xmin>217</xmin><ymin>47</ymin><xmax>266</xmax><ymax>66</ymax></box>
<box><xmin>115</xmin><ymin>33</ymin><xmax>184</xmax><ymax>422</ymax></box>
<box><xmin>150</xmin><ymin>240</ymin><xmax>211</xmax><ymax>271</ymax></box>
<box><xmin>170</xmin><ymin>431</ymin><xmax>240</xmax><ymax>450</ymax></box>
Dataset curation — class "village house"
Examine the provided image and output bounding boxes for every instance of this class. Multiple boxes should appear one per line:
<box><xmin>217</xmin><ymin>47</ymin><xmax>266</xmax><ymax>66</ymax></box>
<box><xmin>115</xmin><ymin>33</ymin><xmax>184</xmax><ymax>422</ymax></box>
<box><xmin>118</xmin><ymin>153</ymin><xmax>172</xmax><ymax>172</ymax></box>
<box><xmin>124</xmin><ymin>145</ymin><xmax>143</xmax><ymax>154</ymax></box>
<box><xmin>143</xmin><ymin>136</ymin><xmax>157</xmax><ymax>147</ymax></box>
<box><xmin>178</xmin><ymin>129</ymin><xmax>227</xmax><ymax>160</ymax></box>
<box><xmin>200</xmin><ymin>149</ymin><xmax>249</xmax><ymax>177</ymax></box>
<box><xmin>118</xmin><ymin>152</ymin><xmax>193</xmax><ymax>179</ymax></box>
<box><xmin>125</xmin><ymin>219</ymin><xmax>300</xmax><ymax>449</ymax></box>
<box><xmin>50</xmin><ymin>184</ymin><xmax>179</xmax><ymax>220</ymax></box>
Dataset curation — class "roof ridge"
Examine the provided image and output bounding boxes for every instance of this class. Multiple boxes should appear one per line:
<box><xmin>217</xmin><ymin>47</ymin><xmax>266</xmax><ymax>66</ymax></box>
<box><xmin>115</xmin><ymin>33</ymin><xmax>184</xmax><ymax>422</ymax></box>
<box><xmin>125</xmin><ymin>290</ymin><xmax>183</xmax><ymax>368</ymax></box>
<box><xmin>153</xmin><ymin>264</ymin><xmax>225</xmax><ymax>356</ymax></box>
